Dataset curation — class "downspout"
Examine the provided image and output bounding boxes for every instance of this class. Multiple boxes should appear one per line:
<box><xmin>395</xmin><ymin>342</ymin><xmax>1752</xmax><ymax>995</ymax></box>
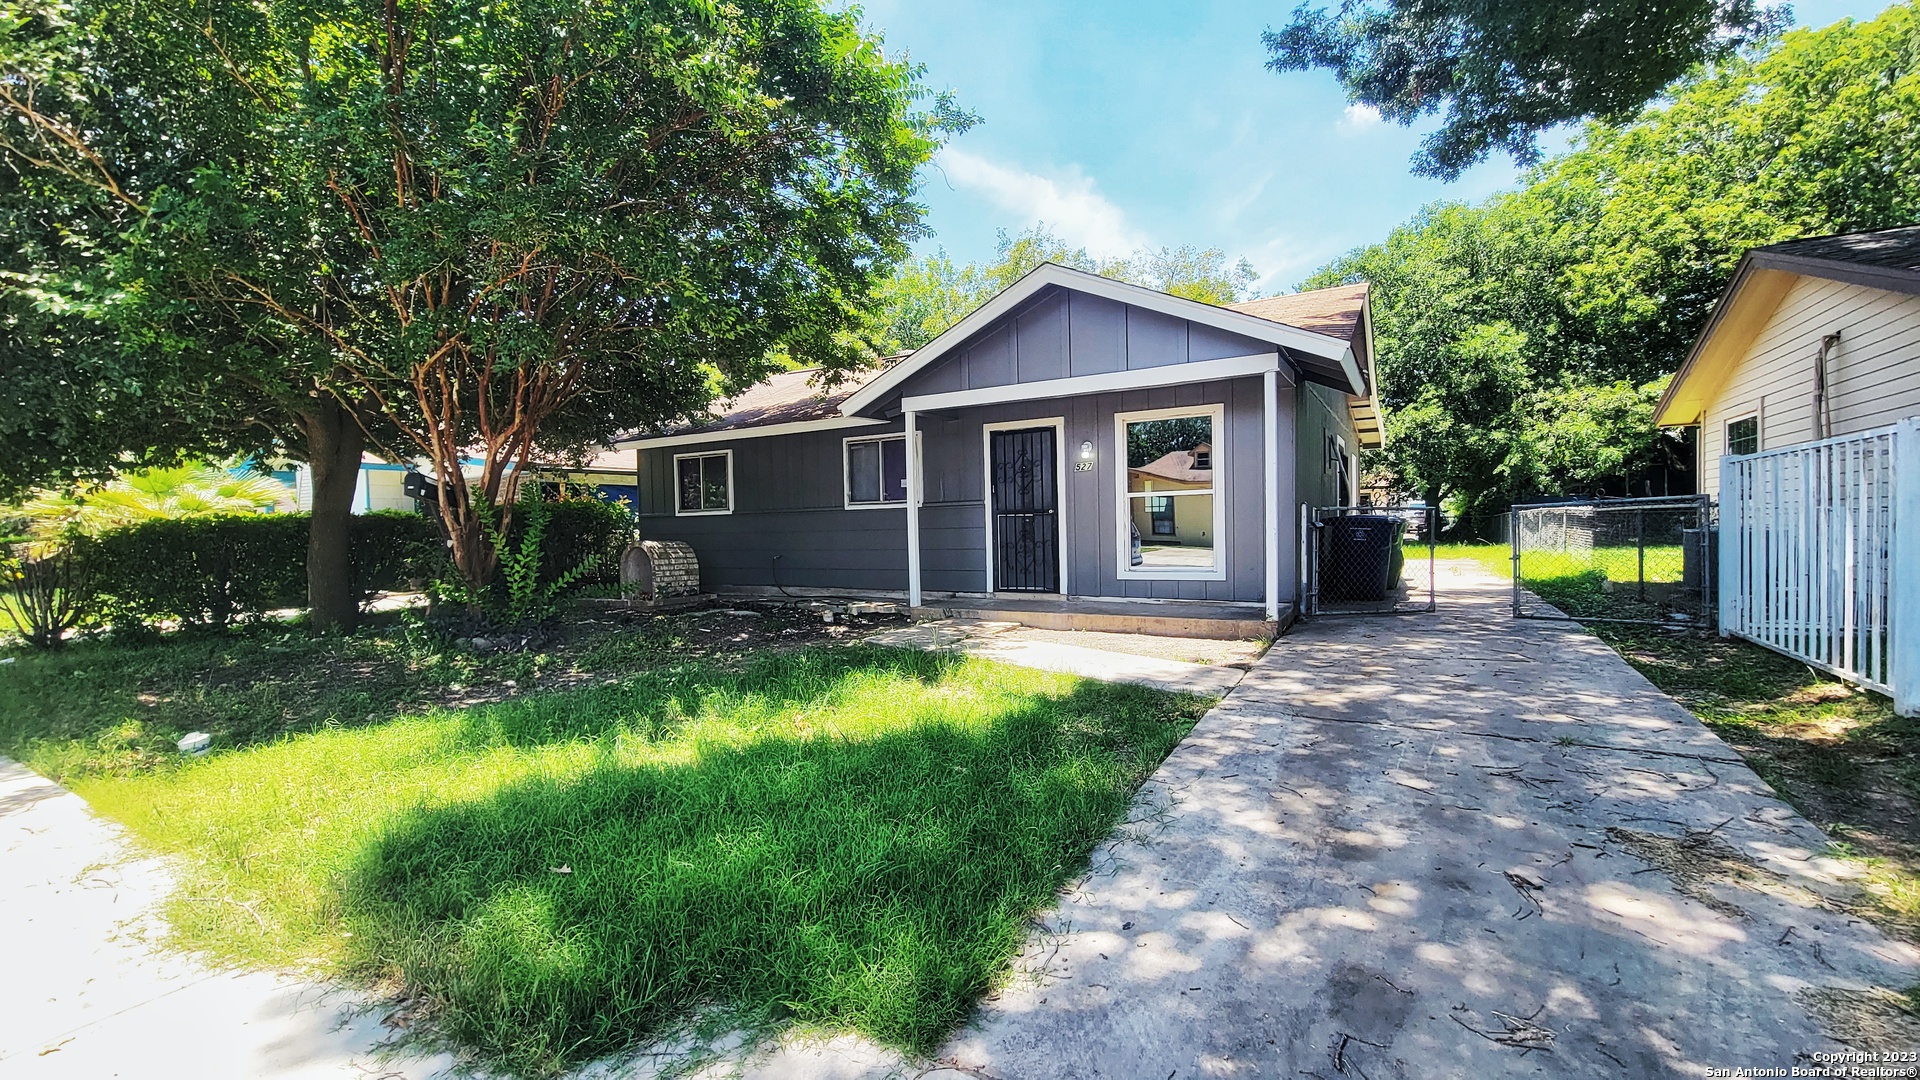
<box><xmin>1813</xmin><ymin>332</ymin><xmax>1841</xmax><ymax>439</ymax></box>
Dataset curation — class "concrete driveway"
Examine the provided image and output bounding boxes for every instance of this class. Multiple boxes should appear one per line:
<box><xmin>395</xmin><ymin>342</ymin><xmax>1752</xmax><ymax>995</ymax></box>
<box><xmin>940</xmin><ymin>563</ymin><xmax>1920</xmax><ymax>1078</ymax></box>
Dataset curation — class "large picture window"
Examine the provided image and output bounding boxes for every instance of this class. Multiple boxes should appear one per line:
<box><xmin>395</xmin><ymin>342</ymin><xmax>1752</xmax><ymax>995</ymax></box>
<box><xmin>674</xmin><ymin>450</ymin><xmax>732</xmax><ymax>515</ymax></box>
<box><xmin>1117</xmin><ymin>406</ymin><xmax>1224</xmax><ymax>577</ymax></box>
<box><xmin>844</xmin><ymin>434</ymin><xmax>909</xmax><ymax>508</ymax></box>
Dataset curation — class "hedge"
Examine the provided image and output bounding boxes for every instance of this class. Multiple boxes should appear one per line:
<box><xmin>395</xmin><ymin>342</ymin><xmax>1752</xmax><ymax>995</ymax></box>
<box><xmin>510</xmin><ymin>497</ymin><xmax>633</xmax><ymax>589</ymax></box>
<box><xmin>91</xmin><ymin>511</ymin><xmax>446</xmax><ymax>629</ymax></box>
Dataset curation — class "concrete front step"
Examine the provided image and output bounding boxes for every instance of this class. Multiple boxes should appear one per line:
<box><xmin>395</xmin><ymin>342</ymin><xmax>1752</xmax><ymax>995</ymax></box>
<box><xmin>910</xmin><ymin>599</ymin><xmax>1278</xmax><ymax>640</ymax></box>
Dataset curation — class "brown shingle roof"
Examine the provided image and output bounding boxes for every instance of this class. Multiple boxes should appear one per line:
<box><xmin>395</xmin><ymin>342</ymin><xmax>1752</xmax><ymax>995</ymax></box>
<box><xmin>1226</xmin><ymin>282</ymin><xmax>1369</xmax><ymax>342</ymax></box>
<box><xmin>674</xmin><ymin>365</ymin><xmax>892</xmax><ymax>436</ymax></box>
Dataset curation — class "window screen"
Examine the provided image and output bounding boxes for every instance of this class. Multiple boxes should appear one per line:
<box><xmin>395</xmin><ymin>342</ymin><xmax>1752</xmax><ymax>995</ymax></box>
<box><xmin>846</xmin><ymin>436</ymin><xmax>907</xmax><ymax>505</ymax></box>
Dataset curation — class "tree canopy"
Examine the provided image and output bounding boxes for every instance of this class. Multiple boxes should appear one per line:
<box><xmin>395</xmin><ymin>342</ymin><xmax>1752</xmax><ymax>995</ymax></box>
<box><xmin>1</xmin><ymin>0</ymin><xmax>960</xmax><ymax>602</ymax></box>
<box><xmin>1307</xmin><ymin>3</ymin><xmax>1920</xmax><ymax>527</ymax></box>
<box><xmin>1265</xmin><ymin>0</ymin><xmax>1790</xmax><ymax>179</ymax></box>
<box><xmin>872</xmin><ymin>226</ymin><xmax>1260</xmax><ymax>352</ymax></box>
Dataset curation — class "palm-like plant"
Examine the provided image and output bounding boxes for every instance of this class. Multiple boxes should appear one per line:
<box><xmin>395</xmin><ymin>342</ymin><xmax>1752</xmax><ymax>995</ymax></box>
<box><xmin>15</xmin><ymin>463</ymin><xmax>293</xmax><ymax>554</ymax></box>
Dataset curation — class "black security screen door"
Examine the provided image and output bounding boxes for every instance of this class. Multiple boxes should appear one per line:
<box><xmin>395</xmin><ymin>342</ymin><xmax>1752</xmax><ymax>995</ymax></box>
<box><xmin>990</xmin><ymin>427</ymin><xmax>1060</xmax><ymax>593</ymax></box>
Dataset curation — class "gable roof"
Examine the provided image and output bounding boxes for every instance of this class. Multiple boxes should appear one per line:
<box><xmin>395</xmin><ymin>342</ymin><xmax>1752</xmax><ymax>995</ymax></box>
<box><xmin>1744</xmin><ymin>225</ymin><xmax>1920</xmax><ymax>296</ymax></box>
<box><xmin>837</xmin><ymin>263</ymin><xmax>1367</xmax><ymax>417</ymax></box>
<box><xmin>1656</xmin><ymin>225</ymin><xmax>1920</xmax><ymax>426</ymax></box>
<box><xmin>1129</xmin><ymin>446</ymin><xmax>1213</xmax><ymax>484</ymax></box>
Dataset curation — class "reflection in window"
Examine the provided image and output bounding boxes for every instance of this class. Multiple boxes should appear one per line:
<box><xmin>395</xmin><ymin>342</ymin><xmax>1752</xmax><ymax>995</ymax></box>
<box><xmin>676</xmin><ymin>452</ymin><xmax>731</xmax><ymax>513</ymax></box>
<box><xmin>1123</xmin><ymin>412</ymin><xmax>1217</xmax><ymax>572</ymax></box>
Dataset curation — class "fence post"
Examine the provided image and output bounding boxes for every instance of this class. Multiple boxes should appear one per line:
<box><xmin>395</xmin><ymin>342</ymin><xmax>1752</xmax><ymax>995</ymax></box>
<box><xmin>1892</xmin><ymin>419</ymin><xmax>1919</xmax><ymax>717</ymax></box>
<box><xmin>1719</xmin><ymin>457</ymin><xmax>1741</xmax><ymax>639</ymax></box>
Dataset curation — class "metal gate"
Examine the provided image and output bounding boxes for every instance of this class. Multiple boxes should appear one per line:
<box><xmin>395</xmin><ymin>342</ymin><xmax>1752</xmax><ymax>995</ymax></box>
<box><xmin>990</xmin><ymin>427</ymin><xmax>1060</xmax><ymax>592</ymax></box>
<box><xmin>1306</xmin><ymin>505</ymin><xmax>1437</xmax><ymax>615</ymax></box>
<box><xmin>1511</xmin><ymin>496</ymin><xmax>1714</xmax><ymax>626</ymax></box>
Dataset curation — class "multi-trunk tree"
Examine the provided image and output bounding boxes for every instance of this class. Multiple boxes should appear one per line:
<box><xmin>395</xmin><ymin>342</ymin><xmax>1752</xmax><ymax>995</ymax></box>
<box><xmin>1</xmin><ymin>0</ymin><xmax>958</xmax><ymax>621</ymax></box>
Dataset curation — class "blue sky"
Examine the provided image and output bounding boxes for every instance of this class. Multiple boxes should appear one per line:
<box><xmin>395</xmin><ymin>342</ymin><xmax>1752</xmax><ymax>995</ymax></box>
<box><xmin>854</xmin><ymin>0</ymin><xmax>1892</xmax><ymax>293</ymax></box>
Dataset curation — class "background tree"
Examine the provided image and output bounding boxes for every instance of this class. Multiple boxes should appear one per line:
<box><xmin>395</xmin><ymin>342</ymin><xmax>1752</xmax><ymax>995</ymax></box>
<box><xmin>1304</xmin><ymin>3</ymin><xmax>1920</xmax><ymax>531</ymax></box>
<box><xmin>873</xmin><ymin>225</ymin><xmax>1259</xmax><ymax>351</ymax></box>
<box><xmin>1265</xmin><ymin>0</ymin><xmax>1790</xmax><ymax>178</ymax></box>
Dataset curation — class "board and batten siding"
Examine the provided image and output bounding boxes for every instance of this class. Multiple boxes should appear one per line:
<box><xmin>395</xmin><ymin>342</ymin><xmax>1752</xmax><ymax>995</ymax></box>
<box><xmin>911</xmin><ymin>377</ymin><xmax>1287</xmax><ymax>602</ymax></box>
<box><xmin>1701</xmin><ymin>275</ymin><xmax>1920</xmax><ymax>492</ymax></box>
<box><xmin>889</xmin><ymin>285</ymin><xmax>1275</xmax><ymax>398</ymax></box>
<box><xmin>1296</xmin><ymin>382</ymin><xmax>1358</xmax><ymax>510</ymax></box>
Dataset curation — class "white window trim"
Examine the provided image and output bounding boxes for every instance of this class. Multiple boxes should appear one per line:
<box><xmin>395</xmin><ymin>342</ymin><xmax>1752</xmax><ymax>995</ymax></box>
<box><xmin>672</xmin><ymin>449</ymin><xmax>734</xmax><ymax>516</ymax></box>
<box><xmin>981</xmin><ymin>417</ymin><xmax>1069</xmax><ymax>595</ymax></box>
<box><xmin>1724</xmin><ymin>408</ymin><xmax>1762</xmax><ymax>459</ymax></box>
<box><xmin>1115</xmin><ymin>404</ymin><xmax>1228</xmax><ymax>582</ymax></box>
<box><xmin>842</xmin><ymin>432</ymin><xmax>922</xmax><ymax>510</ymax></box>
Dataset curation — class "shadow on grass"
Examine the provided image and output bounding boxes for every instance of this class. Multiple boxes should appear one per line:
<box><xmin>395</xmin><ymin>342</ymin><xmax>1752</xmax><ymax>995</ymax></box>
<box><xmin>325</xmin><ymin>649</ymin><xmax>1205</xmax><ymax>1077</ymax></box>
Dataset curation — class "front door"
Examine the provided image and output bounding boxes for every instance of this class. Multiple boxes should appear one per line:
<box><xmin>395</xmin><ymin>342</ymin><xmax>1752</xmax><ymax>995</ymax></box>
<box><xmin>989</xmin><ymin>427</ymin><xmax>1060</xmax><ymax>592</ymax></box>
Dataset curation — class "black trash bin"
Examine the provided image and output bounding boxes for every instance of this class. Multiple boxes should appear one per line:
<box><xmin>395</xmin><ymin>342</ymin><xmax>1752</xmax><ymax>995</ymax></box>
<box><xmin>1320</xmin><ymin>515</ymin><xmax>1397</xmax><ymax>602</ymax></box>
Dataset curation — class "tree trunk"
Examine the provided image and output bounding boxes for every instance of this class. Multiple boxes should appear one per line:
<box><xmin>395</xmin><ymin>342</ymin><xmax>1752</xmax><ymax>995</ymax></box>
<box><xmin>302</xmin><ymin>400</ymin><xmax>367</xmax><ymax>633</ymax></box>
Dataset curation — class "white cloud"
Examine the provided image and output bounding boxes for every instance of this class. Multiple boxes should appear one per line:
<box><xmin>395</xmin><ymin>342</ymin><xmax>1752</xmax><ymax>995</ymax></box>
<box><xmin>1341</xmin><ymin>103</ymin><xmax>1383</xmax><ymax>130</ymax></box>
<box><xmin>1243</xmin><ymin>232</ymin><xmax>1347</xmax><ymax>294</ymax></box>
<box><xmin>935</xmin><ymin>147</ymin><xmax>1148</xmax><ymax>260</ymax></box>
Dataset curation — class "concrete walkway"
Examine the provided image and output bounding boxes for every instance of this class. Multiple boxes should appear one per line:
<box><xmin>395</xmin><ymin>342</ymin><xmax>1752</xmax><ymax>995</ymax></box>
<box><xmin>0</xmin><ymin>758</ymin><xmax>453</xmax><ymax>1079</ymax></box>
<box><xmin>940</xmin><ymin>562</ymin><xmax>1920</xmax><ymax>1078</ymax></box>
<box><xmin>865</xmin><ymin>619</ymin><xmax>1252</xmax><ymax>697</ymax></box>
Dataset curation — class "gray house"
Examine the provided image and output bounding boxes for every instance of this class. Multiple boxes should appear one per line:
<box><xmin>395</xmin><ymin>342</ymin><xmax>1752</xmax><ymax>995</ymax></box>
<box><xmin>617</xmin><ymin>263</ymin><xmax>1380</xmax><ymax>632</ymax></box>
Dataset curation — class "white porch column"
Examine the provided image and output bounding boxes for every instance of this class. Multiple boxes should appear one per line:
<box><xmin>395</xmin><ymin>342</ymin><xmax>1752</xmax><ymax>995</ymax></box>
<box><xmin>905</xmin><ymin>410</ymin><xmax>923</xmax><ymax>608</ymax></box>
<box><xmin>1263</xmin><ymin>369</ymin><xmax>1280</xmax><ymax>622</ymax></box>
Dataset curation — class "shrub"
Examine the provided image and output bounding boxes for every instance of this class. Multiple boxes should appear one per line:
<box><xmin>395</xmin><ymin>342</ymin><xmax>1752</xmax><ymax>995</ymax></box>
<box><xmin>431</xmin><ymin>496</ymin><xmax>633</xmax><ymax>629</ymax></box>
<box><xmin>94</xmin><ymin>515</ymin><xmax>308</xmax><ymax>629</ymax></box>
<box><xmin>88</xmin><ymin>511</ymin><xmax>447</xmax><ymax>631</ymax></box>
<box><xmin>516</xmin><ymin>497</ymin><xmax>632</xmax><ymax>589</ymax></box>
<box><xmin>349</xmin><ymin>510</ymin><xmax>449</xmax><ymax>601</ymax></box>
<box><xmin>1</xmin><ymin>538</ymin><xmax>99</xmax><ymax>648</ymax></box>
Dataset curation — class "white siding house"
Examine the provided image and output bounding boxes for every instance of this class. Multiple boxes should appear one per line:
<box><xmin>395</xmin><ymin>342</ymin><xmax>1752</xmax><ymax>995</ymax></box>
<box><xmin>1659</xmin><ymin>226</ymin><xmax>1920</xmax><ymax>485</ymax></box>
<box><xmin>1656</xmin><ymin>226</ymin><xmax>1920</xmax><ymax>715</ymax></box>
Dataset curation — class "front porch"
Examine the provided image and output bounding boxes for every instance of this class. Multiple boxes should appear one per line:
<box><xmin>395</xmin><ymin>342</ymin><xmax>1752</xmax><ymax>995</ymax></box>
<box><xmin>909</xmin><ymin>594</ymin><xmax>1280</xmax><ymax>640</ymax></box>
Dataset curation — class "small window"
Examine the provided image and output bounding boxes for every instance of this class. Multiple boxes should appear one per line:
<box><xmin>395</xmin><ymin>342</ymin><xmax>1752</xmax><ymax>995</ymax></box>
<box><xmin>674</xmin><ymin>451</ymin><xmax>732</xmax><ymax>514</ymax></box>
<box><xmin>845</xmin><ymin>435</ymin><xmax>908</xmax><ymax>508</ymax></box>
<box><xmin>1147</xmin><ymin>495</ymin><xmax>1176</xmax><ymax>536</ymax></box>
<box><xmin>1726</xmin><ymin>416</ymin><xmax>1759</xmax><ymax>457</ymax></box>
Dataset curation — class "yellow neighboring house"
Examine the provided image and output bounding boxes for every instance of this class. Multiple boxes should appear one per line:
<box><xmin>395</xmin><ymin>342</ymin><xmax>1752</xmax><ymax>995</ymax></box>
<box><xmin>1126</xmin><ymin>442</ymin><xmax>1215</xmax><ymax>560</ymax></box>
<box><xmin>1655</xmin><ymin>225</ymin><xmax>1920</xmax><ymax>489</ymax></box>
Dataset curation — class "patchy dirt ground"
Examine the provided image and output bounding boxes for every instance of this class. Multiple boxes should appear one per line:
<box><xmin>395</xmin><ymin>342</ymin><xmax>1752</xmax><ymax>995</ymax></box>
<box><xmin>0</xmin><ymin>597</ymin><xmax>913</xmax><ymax>782</ymax></box>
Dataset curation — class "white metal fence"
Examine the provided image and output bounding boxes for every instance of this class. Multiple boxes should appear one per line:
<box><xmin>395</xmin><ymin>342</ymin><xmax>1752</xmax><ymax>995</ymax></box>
<box><xmin>1719</xmin><ymin>418</ymin><xmax>1918</xmax><ymax>715</ymax></box>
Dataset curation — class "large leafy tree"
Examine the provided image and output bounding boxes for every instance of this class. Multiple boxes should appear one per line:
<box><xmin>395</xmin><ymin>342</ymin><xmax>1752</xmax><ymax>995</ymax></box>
<box><xmin>1265</xmin><ymin>0</ymin><xmax>1789</xmax><ymax>179</ymax></box>
<box><xmin>1</xmin><ymin>0</ymin><xmax>955</xmax><ymax>614</ymax></box>
<box><xmin>1305</xmin><ymin>4</ymin><xmax>1920</xmax><ymax>528</ymax></box>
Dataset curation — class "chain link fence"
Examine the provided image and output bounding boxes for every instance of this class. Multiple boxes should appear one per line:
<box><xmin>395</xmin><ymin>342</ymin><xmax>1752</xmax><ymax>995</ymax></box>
<box><xmin>1307</xmin><ymin>506</ymin><xmax>1437</xmax><ymax>615</ymax></box>
<box><xmin>1511</xmin><ymin>496</ymin><xmax>1715</xmax><ymax>627</ymax></box>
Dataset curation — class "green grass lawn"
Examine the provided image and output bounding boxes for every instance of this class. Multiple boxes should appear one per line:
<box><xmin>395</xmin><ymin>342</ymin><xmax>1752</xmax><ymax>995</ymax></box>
<box><xmin>0</xmin><ymin>617</ymin><xmax>1208</xmax><ymax>1075</ymax></box>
